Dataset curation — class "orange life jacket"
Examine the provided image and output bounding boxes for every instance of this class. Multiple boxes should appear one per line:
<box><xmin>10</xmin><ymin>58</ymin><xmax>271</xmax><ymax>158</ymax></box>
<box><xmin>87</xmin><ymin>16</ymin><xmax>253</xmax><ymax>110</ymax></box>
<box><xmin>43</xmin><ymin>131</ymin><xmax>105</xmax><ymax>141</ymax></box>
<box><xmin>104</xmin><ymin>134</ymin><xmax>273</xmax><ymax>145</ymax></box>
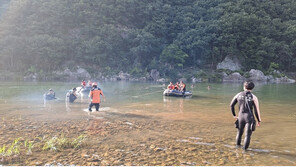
<box><xmin>89</xmin><ymin>88</ymin><xmax>103</xmax><ymax>103</ymax></box>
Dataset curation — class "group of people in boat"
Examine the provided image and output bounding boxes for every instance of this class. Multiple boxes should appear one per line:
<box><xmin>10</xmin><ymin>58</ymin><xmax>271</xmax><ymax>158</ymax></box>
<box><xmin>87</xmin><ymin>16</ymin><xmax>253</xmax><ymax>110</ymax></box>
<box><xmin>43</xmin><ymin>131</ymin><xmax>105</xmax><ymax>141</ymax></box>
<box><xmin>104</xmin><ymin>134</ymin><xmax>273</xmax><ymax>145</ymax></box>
<box><xmin>81</xmin><ymin>79</ymin><xmax>93</xmax><ymax>88</ymax></box>
<box><xmin>45</xmin><ymin>80</ymin><xmax>106</xmax><ymax>112</ymax></box>
<box><xmin>167</xmin><ymin>81</ymin><xmax>186</xmax><ymax>92</ymax></box>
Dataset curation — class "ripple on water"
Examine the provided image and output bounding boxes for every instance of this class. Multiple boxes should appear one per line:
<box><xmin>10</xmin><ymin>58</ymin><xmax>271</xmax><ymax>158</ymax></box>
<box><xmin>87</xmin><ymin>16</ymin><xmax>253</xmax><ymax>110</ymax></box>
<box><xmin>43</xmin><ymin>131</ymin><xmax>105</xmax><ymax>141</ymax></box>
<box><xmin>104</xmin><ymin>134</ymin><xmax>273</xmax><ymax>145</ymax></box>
<box><xmin>188</xmin><ymin>137</ymin><xmax>202</xmax><ymax>140</ymax></box>
<box><xmin>193</xmin><ymin>142</ymin><xmax>215</xmax><ymax>146</ymax></box>
<box><xmin>224</xmin><ymin>144</ymin><xmax>236</xmax><ymax>149</ymax></box>
<box><xmin>249</xmin><ymin>148</ymin><xmax>271</xmax><ymax>153</ymax></box>
<box><xmin>176</xmin><ymin>139</ymin><xmax>190</xmax><ymax>143</ymax></box>
<box><xmin>100</xmin><ymin>107</ymin><xmax>111</xmax><ymax>111</ymax></box>
<box><xmin>83</xmin><ymin>107</ymin><xmax>111</xmax><ymax>112</ymax></box>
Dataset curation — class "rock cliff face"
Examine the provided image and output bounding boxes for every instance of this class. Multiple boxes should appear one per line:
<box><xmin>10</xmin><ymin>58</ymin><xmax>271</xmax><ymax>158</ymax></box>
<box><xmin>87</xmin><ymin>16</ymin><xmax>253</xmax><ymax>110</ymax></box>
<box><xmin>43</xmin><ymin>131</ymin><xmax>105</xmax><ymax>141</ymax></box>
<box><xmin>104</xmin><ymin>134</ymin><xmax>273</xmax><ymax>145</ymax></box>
<box><xmin>217</xmin><ymin>56</ymin><xmax>242</xmax><ymax>71</ymax></box>
<box><xmin>150</xmin><ymin>69</ymin><xmax>160</xmax><ymax>81</ymax></box>
<box><xmin>248</xmin><ymin>69</ymin><xmax>268</xmax><ymax>82</ymax></box>
<box><xmin>116</xmin><ymin>71</ymin><xmax>130</xmax><ymax>81</ymax></box>
<box><xmin>222</xmin><ymin>72</ymin><xmax>245</xmax><ymax>82</ymax></box>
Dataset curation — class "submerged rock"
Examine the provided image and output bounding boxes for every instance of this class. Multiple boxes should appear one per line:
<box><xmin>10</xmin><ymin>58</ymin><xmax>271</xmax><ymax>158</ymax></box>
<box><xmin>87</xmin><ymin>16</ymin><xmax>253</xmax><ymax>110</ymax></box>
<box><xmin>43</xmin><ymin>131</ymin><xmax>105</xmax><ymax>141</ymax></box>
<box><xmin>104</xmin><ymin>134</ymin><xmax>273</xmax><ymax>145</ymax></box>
<box><xmin>217</xmin><ymin>56</ymin><xmax>242</xmax><ymax>71</ymax></box>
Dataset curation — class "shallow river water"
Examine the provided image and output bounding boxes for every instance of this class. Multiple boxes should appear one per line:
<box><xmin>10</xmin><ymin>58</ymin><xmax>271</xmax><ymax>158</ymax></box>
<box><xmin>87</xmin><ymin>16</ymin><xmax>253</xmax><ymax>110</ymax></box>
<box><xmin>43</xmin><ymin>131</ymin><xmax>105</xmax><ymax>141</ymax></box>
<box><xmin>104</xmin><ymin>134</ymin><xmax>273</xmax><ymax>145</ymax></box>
<box><xmin>0</xmin><ymin>81</ymin><xmax>295</xmax><ymax>165</ymax></box>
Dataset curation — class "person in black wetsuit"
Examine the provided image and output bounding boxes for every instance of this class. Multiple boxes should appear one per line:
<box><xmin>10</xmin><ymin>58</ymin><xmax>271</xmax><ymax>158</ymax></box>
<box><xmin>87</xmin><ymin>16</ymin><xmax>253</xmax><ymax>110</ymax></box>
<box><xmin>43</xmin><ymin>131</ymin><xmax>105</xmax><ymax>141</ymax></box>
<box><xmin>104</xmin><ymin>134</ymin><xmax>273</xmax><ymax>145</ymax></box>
<box><xmin>230</xmin><ymin>81</ymin><xmax>262</xmax><ymax>150</ymax></box>
<box><xmin>68</xmin><ymin>87</ymin><xmax>78</xmax><ymax>103</ymax></box>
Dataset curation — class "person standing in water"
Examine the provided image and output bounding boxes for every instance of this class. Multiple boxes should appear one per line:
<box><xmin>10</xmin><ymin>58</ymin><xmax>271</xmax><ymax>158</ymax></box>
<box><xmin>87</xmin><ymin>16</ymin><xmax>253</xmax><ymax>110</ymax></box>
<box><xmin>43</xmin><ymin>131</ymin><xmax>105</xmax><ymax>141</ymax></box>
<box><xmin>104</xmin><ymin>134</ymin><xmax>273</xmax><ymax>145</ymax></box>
<box><xmin>230</xmin><ymin>81</ymin><xmax>262</xmax><ymax>150</ymax></box>
<box><xmin>68</xmin><ymin>87</ymin><xmax>78</xmax><ymax>103</ymax></box>
<box><xmin>89</xmin><ymin>82</ymin><xmax>106</xmax><ymax>112</ymax></box>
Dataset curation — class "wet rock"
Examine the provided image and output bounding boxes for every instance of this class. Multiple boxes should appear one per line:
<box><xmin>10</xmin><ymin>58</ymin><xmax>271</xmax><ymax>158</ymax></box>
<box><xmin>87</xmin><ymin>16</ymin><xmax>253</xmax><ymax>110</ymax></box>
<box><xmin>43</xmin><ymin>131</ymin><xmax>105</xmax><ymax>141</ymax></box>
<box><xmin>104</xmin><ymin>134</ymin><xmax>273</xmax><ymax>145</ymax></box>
<box><xmin>191</xmin><ymin>77</ymin><xmax>202</xmax><ymax>83</ymax></box>
<box><xmin>150</xmin><ymin>145</ymin><xmax>156</xmax><ymax>149</ymax></box>
<box><xmin>269</xmin><ymin>76</ymin><xmax>295</xmax><ymax>83</ymax></box>
<box><xmin>248</xmin><ymin>69</ymin><xmax>267</xmax><ymax>82</ymax></box>
<box><xmin>139</xmin><ymin>77</ymin><xmax>147</xmax><ymax>81</ymax></box>
<box><xmin>23</xmin><ymin>73</ymin><xmax>38</xmax><ymax>81</ymax></box>
<box><xmin>154</xmin><ymin>147</ymin><xmax>166</xmax><ymax>152</ymax></box>
<box><xmin>157</xmin><ymin>78</ymin><xmax>166</xmax><ymax>83</ymax></box>
<box><xmin>117</xmin><ymin>71</ymin><xmax>131</xmax><ymax>81</ymax></box>
<box><xmin>217</xmin><ymin>56</ymin><xmax>242</xmax><ymax>71</ymax></box>
<box><xmin>223</xmin><ymin>72</ymin><xmax>245</xmax><ymax>82</ymax></box>
<box><xmin>100</xmin><ymin>160</ymin><xmax>110</xmax><ymax>166</ymax></box>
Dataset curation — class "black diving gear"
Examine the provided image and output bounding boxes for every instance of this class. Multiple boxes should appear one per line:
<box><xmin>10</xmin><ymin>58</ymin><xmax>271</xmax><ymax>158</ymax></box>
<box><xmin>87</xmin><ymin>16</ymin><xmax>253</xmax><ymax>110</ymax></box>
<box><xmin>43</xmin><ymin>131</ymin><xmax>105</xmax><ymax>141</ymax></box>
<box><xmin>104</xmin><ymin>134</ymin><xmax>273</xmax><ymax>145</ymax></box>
<box><xmin>230</xmin><ymin>91</ymin><xmax>260</xmax><ymax>150</ymax></box>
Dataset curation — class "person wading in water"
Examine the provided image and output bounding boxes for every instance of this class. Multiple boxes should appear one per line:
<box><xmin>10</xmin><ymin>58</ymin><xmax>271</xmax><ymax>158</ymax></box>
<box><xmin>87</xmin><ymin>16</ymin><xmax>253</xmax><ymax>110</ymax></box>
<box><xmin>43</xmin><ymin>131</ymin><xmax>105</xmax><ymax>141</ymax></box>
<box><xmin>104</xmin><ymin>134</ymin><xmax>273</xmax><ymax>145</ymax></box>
<box><xmin>230</xmin><ymin>81</ymin><xmax>262</xmax><ymax>150</ymax></box>
<box><xmin>89</xmin><ymin>82</ymin><xmax>106</xmax><ymax>112</ymax></box>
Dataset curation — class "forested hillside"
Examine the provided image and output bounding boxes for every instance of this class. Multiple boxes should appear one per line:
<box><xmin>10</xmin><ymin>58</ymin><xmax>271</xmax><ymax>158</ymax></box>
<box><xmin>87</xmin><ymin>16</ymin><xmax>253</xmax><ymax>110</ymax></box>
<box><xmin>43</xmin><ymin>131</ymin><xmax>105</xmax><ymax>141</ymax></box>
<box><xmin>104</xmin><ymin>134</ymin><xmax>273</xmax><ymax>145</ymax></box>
<box><xmin>0</xmin><ymin>0</ymin><xmax>296</xmax><ymax>78</ymax></box>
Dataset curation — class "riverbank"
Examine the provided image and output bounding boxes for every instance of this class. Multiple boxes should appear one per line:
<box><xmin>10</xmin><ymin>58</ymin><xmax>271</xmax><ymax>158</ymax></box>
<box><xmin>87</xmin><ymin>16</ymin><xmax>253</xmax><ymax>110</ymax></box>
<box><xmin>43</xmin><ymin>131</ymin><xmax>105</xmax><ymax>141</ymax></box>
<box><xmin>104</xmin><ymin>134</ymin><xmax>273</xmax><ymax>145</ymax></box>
<box><xmin>1</xmin><ymin>109</ymin><xmax>295</xmax><ymax>166</ymax></box>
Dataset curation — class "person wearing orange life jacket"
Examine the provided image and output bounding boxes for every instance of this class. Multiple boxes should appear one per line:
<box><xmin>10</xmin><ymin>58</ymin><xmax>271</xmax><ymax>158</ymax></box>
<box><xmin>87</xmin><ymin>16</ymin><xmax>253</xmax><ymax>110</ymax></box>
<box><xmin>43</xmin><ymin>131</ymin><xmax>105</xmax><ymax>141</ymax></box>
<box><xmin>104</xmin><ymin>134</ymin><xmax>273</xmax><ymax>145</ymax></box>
<box><xmin>167</xmin><ymin>82</ymin><xmax>175</xmax><ymax>90</ymax></box>
<box><xmin>89</xmin><ymin>82</ymin><xmax>106</xmax><ymax>112</ymax></box>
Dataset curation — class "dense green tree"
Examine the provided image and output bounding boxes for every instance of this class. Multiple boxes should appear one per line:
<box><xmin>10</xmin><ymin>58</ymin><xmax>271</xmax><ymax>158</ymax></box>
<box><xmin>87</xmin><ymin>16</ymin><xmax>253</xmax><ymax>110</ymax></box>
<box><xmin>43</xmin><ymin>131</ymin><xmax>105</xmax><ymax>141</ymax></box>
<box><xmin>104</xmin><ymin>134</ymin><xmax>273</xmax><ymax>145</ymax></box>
<box><xmin>0</xmin><ymin>0</ymin><xmax>296</xmax><ymax>78</ymax></box>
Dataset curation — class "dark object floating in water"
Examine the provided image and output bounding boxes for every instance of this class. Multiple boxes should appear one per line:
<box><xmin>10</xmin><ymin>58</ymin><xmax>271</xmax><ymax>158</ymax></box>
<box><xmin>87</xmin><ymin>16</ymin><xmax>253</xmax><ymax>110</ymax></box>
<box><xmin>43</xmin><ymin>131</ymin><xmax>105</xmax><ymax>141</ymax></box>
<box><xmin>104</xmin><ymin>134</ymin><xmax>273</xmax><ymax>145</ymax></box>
<box><xmin>163</xmin><ymin>89</ymin><xmax>192</xmax><ymax>97</ymax></box>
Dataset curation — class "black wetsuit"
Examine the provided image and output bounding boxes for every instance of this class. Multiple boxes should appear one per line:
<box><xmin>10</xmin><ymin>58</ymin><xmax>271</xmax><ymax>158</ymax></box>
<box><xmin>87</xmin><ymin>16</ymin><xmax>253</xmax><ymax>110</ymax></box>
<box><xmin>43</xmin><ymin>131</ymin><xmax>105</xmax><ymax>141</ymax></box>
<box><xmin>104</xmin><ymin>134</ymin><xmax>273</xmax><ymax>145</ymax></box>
<box><xmin>69</xmin><ymin>93</ymin><xmax>77</xmax><ymax>103</ymax></box>
<box><xmin>230</xmin><ymin>91</ymin><xmax>260</xmax><ymax>150</ymax></box>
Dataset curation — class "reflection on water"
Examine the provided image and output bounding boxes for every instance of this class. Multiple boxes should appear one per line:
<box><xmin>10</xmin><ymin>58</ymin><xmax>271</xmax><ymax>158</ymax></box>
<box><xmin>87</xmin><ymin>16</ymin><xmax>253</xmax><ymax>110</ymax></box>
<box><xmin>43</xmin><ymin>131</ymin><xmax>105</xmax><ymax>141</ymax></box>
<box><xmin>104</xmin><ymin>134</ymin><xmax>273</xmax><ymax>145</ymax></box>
<box><xmin>0</xmin><ymin>81</ymin><xmax>296</xmax><ymax>165</ymax></box>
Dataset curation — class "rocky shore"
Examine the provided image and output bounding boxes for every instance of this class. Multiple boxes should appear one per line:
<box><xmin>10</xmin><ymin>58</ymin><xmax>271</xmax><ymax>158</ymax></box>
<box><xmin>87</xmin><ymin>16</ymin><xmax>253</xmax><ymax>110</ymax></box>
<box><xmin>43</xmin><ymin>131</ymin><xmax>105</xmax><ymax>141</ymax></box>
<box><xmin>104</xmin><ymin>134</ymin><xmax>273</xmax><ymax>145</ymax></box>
<box><xmin>1</xmin><ymin>56</ymin><xmax>295</xmax><ymax>84</ymax></box>
<box><xmin>1</xmin><ymin>110</ymin><xmax>293</xmax><ymax>166</ymax></box>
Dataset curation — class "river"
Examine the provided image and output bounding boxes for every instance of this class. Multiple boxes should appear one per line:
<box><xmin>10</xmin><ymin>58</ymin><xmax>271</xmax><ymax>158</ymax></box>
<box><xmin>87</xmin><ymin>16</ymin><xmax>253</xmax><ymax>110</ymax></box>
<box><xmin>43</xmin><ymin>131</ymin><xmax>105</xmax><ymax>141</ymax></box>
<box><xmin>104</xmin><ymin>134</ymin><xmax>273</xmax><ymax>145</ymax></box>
<box><xmin>0</xmin><ymin>81</ymin><xmax>295</xmax><ymax>165</ymax></box>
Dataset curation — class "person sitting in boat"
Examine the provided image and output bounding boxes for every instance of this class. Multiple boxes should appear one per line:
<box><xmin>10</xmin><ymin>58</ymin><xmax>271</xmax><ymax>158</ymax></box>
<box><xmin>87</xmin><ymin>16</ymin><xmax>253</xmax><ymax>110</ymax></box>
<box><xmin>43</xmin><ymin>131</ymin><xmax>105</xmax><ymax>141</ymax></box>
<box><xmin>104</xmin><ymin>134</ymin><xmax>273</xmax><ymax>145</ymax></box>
<box><xmin>81</xmin><ymin>80</ymin><xmax>86</xmax><ymax>88</ymax></box>
<box><xmin>167</xmin><ymin>82</ymin><xmax>175</xmax><ymax>90</ymax></box>
<box><xmin>88</xmin><ymin>80</ymin><xmax>93</xmax><ymax>87</ymax></box>
<box><xmin>67</xmin><ymin>87</ymin><xmax>78</xmax><ymax>103</ymax></box>
<box><xmin>180</xmin><ymin>81</ymin><xmax>186</xmax><ymax>93</ymax></box>
<box><xmin>174</xmin><ymin>82</ymin><xmax>180</xmax><ymax>91</ymax></box>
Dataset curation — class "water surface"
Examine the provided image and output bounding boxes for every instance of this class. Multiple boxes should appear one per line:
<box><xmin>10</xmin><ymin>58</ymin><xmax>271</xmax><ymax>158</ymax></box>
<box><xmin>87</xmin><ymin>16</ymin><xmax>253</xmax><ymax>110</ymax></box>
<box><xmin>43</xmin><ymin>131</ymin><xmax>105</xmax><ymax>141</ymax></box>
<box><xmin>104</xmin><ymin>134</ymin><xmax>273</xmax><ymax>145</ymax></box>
<box><xmin>0</xmin><ymin>81</ymin><xmax>295</xmax><ymax>165</ymax></box>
